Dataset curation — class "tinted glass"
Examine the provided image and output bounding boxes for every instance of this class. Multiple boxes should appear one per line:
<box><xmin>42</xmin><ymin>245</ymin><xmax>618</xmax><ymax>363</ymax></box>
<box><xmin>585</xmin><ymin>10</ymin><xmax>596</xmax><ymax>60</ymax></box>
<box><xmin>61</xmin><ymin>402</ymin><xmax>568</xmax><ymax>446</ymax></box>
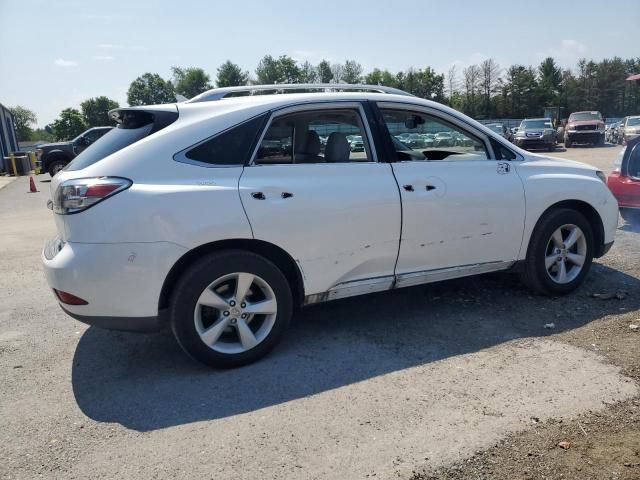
<box><xmin>255</xmin><ymin>109</ymin><xmax>371</xmax><ymax>165</ymax></box>
<box><xmin>185</xmin><ymin>114</ymin><xmax>267</xmax><ymax>165</ymax></box>
<box><xmin>521</xmin><ymin>119</ymin><xmax>553</xmax><ymax>129</ymax></box>
<box><xmin>381</xmin><ymin>109</ymin><xmax>489</xmax><ymax>161</ymax></box>
<box><xmin>569</xmin><ymin>112</ymin><xmax>602</xmax><ymax>122</ymax></box>
<box><xmin>66</xmin><ymin>124</ymin><xmax>153</xmax><ymax>171</ymax></box>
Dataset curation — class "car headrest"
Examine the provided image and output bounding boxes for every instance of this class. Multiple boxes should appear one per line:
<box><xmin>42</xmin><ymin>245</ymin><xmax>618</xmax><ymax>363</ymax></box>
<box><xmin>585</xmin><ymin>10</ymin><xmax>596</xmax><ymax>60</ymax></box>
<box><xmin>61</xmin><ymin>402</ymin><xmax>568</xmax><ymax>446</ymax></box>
<box><xmin>325</xmin><ymin>132</ymin><xmax>350</xmax><ymax>163</ymax></box>
<box><xmin>305</xmin><ymin>131</ymin><xmax>321</xmax><ymax>156</ymax></box>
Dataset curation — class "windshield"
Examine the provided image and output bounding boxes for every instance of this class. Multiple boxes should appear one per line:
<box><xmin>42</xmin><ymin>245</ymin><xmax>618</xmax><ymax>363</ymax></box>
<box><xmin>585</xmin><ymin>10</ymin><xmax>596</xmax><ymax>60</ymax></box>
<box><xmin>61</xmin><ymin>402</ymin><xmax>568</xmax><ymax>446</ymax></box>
<box><xmin>486</xmin><ymin>124</ymin><xmax>503</xmax><ymax>133</ymax></box>
<box><xmin>521</xmin><ymin>120</ymin><xmax>552</xmax><ymax>129</ymax></box>
<box><xmin>627</xmin><ymin>117</ymin><xmax>640</xmax><ymax>127</ymax></box>
<box><xmin>65</xmin><ymin>124</ymin><xmax>153</xmax><ymax>171</ymax></box>
<box><xmin>569</xmin><ymin>112</ymin><xmax>602</xmax><ymax>122</ymax></box>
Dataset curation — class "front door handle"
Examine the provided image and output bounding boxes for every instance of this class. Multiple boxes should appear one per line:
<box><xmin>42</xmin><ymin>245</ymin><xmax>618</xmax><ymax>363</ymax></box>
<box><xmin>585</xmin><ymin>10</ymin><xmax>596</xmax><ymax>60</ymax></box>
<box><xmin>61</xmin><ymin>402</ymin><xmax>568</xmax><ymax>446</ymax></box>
<box><xmin>281</xmin><ymin>192</ymin><xmax>293</xmax><ymax>199</ymax></box>
<box><xmin>251</xmin><ymin>192</ymin><xmax>266</xmax><ymax>200</ymax></box>
<box><xmin>403</xmin><ymin>184</ymin><xmax>414</xmax><ymax>192</ymax></box>
<box><xmin>425</xmin><ymin>185</ymin><xmax>436</xmax><ymax>191</ymax></box>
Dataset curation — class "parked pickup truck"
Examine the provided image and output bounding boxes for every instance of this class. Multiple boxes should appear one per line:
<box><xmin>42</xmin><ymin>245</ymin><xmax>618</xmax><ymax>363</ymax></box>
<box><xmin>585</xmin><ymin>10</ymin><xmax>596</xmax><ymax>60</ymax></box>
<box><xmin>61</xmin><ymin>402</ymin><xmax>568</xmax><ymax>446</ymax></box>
<box><xmin>565</xmin><ymin>111</ymin><xmax>605</xmax><ymax>147</ymax></box>
<box><xmin>36</xmin><ymin>126</ymin><xmax>113</xmax><ymax>176</ymax></box>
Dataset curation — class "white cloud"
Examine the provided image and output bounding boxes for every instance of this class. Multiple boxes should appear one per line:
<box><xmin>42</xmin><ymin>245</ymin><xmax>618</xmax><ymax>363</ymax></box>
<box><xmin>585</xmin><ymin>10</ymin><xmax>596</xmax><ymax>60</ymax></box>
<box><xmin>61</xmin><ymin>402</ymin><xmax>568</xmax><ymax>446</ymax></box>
<box><xmin>93</xmin><ymin>55</ymin><xmax>114</xmax><ymax>61</ymax></box>
<box><xmin>97</xmin><ymin>43</ymin><xmax>119</xmax><ymax>49</ymax></box>
<box><xmin>540</xmin><ymin>39</ymin><xmax>587</xmax><ymax>68</ymax></box>
<box><xmin>54</xmin><ymin>58</ymin><xmax>78</xmax><ymax>67</ymax></box>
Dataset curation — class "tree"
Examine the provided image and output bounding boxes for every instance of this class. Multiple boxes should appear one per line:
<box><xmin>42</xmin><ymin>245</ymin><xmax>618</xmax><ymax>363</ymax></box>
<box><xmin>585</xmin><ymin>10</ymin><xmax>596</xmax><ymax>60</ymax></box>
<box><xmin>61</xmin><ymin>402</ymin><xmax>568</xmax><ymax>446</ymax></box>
<box><xmin>299</xmin><ymin>61</ymin><xmax>318</xmax><ymax>83</ymax></box>
<box><xmin>480</xmin><ymin>59</ymin><xmax>501</xmax><ymax>118</ymax></box>
<box><xmin>171</xmin><ymin>67</ymin><xmax>212</xmax><ymax>98</ymax></box>
<box><xmin>216</xmin><ymin>60</ymin><xmax>249</xmax><ymax>87</ymax></box>
<box><xmin>463</xmin><ymin>64</ymin><xmax>481</xmax><ymax>116</ymax></box>
<box><xmin>51</xmin><ymin>108</ymin><xmax>87</xmax><ymax>140</ymax></box>
<box><xmin>80</xmin><ymin>96</ymin><xmax>119</xmax><ymax>127</ymax></box>
<box><xmin>331</xmin><ymin>63</ymin><xmax>344</xmax><ymax>83</ymax></box>
<box><xmin>255</xmin><ymin>55</ymin><xmax>301</xmax><ymax>84</ymax></box>
<box><xmin>317</xmin><ymin>60</ymin><xmax>333</xmax><ymax>83</ymax></box>
<box><xmin>341</xmin><ymin>60</ymin><xmax>363</xmax><ymax>84</ymax></box>
<box><xmin>537</xmin><ymin>57</ymin><xmax>562</xmax><ymax>107</ymax></box>
<box><xmin>446</xmin><ymin>65</ymin><xmax>458</xmax><ymax>99</ymax></box>
<box><xmin>127</xmin><ymin>73</ymin><xmax>176</xmax><ymax>106</ymax></box>
<box><xmin>9</xmin><ymin>106</ymin><xmax>36</xmax><ymax>141</ymax></box>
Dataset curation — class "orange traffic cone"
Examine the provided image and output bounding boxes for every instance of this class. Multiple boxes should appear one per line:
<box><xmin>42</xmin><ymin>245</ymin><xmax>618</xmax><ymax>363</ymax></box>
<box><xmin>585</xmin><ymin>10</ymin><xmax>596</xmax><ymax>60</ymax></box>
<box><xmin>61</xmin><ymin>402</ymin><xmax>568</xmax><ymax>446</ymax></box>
<box><xmin>28</xmin><ymin>176</ymin><xmax>39</xmax><ymax>193</ymax></box>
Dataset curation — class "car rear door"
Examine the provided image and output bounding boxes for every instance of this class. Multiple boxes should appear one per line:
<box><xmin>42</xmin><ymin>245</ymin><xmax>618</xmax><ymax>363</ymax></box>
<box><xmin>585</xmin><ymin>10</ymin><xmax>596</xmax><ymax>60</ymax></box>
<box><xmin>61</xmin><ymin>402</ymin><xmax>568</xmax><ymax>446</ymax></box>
<box><xmin>374</xmin><ymin>102</ymin><xmax>526</xmax><ymax>284</ymax></box>
<box><xmin>238</xmin><ymin>102</ymin><xmax>401</xmax><ymax>300</ymax></box>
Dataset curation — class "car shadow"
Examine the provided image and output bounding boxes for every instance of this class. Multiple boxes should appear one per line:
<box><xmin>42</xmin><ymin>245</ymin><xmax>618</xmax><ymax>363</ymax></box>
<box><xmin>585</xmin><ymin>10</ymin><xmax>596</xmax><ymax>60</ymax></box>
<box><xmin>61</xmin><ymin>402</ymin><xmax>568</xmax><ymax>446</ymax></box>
<box><xmin>72</xmin><ymin>264</ymin><xmax>640</xmax><ymax>432</ymax></box>
<box><xmin>619</xmin><ymin>221</ymin><xmax>640</xmax><ymax>233</ymax></box>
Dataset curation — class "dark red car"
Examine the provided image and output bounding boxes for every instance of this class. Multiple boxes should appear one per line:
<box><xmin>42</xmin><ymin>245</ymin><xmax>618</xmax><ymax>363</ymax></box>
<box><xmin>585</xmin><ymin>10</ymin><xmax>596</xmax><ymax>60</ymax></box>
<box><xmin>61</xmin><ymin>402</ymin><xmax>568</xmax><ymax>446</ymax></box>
<box><xmin>608</xmin><ymin>136</ymin><xmax>640</xmax><ymax>224</ymax></box>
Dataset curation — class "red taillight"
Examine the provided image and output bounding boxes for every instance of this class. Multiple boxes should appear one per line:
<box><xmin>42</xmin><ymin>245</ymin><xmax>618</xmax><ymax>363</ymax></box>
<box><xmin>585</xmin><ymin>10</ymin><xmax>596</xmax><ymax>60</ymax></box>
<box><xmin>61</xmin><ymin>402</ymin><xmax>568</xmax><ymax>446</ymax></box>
<box><xmin>54</xmin><ymin>289</ymin><xmax>88</xmax><ymax>305</ymax></box>
<box><xmin>85</xmin><ymin>184</ymin><xmax>121</xmax><ymax>197</ymax></box>
<box><xmin>53</xmin><ymin>177</ymin><xmax>132</xmax><ymax>215</ymax></box>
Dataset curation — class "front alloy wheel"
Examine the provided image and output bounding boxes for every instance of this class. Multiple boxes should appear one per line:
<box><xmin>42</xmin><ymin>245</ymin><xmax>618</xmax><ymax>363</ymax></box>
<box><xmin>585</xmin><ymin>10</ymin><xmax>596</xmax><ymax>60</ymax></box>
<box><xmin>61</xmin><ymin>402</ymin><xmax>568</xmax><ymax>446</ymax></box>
<box><xmin>544</xmin><ymin>224</ymin><xmax>587</xmax><ymax>284</ymax></box>
<box><xmin>519</xmin><ymin>208</ymin><xmax>593</xmax><ymax>295</ymax></box>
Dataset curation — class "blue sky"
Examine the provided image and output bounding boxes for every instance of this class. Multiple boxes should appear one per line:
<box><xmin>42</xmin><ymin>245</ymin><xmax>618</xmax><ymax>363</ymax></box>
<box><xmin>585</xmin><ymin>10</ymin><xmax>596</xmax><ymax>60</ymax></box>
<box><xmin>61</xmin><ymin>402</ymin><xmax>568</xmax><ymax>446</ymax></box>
<box><xmin>0</xmin><ymin>0</ymin><xmax>637</xmax><ymax>126</ymax></box>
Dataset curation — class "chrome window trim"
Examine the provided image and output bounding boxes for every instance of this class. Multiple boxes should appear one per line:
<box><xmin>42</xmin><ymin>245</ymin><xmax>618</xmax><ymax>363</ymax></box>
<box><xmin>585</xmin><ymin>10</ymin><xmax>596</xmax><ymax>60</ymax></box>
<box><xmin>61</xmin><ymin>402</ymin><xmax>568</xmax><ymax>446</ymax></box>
<box><xmin>248</xmin><ymin>101</ymin><xmax>378</xmax><ymax>166</ymax></box>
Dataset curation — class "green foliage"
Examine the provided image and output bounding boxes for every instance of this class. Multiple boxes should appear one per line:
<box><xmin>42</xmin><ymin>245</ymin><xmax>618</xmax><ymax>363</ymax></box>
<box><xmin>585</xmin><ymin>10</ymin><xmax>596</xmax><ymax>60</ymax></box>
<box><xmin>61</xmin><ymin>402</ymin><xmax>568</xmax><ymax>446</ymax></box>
<box><xmin>9</xmin><ymin>106</ymin><xmax>36</xmax><ymax>142</ymax></box>
<box><xmin>316</xmin><ymin>60</ymin><xmax>333</xmax><ymax>83</ymax></box>
<box><xmin>216</xmin><ymin>60</ymin><xmax>249</xmax><ymax>87</ymax></box>
<box><xmin>299</xmin><ymin>61</ymin><xmax>318</xmax><ymax>83</ymax></box>
<box><xmin>29</xmin><ymin>128</ymin><xmax>55</xmax><ymax>142</ymax></box>
<box><xmin>341</xmin><ymin>60</ymin><xmax>363</xmax><ymax>84</ymax></box>
<box><xmin>127</xmin><ymin>73</ymin><xmax>176</xmax><ymax>106</ymax></box>
<box><xmin>172</xmin><ymin>67</ymin><xmax>212</xmax><ymax>99</ymax></box>
<box><xmin>80</xmin><ymin>96</ymin><xmax>119</xmax><ymax>127</ymax></box>
<box><xmin>255</xmin><ymin>55</ymin><xmax>301</xmax><ymax>84</ymax></box>
<box><xmin>51</xmin><ymin>108</ymin><xmax>87</xmax><ymax>141</ymax></box>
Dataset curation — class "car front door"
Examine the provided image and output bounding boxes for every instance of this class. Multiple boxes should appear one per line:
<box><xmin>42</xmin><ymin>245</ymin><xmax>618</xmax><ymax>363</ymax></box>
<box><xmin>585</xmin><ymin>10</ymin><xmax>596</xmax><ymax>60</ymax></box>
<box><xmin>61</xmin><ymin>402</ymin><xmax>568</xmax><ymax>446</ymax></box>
<box><xmin>375</xmin><ymin>103</ymin><xmax>526</xmax><ymax>284</ymax></box>
<box><xmin>239</xmin><ymin>103</ymin><xmax>401</xmax><ymax>300</ymax></box>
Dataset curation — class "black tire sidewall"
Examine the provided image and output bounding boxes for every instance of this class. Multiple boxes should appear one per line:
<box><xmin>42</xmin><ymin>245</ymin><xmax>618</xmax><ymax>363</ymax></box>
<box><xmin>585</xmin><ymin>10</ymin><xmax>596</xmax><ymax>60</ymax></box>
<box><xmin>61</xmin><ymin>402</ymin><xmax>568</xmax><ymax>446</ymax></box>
<box><xmin>528</xmin><ymin>209</ymin><xmax>594</xmax><ymax>295</ymax></box>
<box><xmin>170</xmin><ymin>251</ymin><xmax>293</xmax><ymax>368</ymax></box>
<box><xmin>48</xmin><ymin>160</ymin><xmax>67</xmax><ymax>177</ymax></box>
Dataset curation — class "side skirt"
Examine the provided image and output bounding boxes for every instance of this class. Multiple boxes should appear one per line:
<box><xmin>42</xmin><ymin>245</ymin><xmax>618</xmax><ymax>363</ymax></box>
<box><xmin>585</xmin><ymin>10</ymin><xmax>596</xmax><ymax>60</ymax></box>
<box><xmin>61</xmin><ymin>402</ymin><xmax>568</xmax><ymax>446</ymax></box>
<box><xmin>304</xmin><ymin>260</ymin><xmax>515</xmax><ymax>305</ymax></box>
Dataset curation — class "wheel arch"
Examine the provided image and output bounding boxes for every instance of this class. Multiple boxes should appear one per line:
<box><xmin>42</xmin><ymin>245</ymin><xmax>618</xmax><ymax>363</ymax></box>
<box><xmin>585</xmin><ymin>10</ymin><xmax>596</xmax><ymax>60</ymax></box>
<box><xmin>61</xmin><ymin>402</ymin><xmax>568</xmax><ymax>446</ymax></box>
<box><xmin>527</xmin><ymin>199</ymin><xmax>605</xmax><ymax>258</ymax></box>
<box><xmin>158</xmin><ymin>238</ymin><xmax>305</xmax><ymax>314</ymax></box>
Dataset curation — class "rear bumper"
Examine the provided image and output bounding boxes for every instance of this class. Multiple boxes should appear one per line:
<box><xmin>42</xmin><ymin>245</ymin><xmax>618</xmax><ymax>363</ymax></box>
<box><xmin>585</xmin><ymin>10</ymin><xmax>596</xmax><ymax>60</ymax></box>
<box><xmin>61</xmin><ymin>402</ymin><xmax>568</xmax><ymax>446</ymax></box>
<box><xmin>60</xmin><ymin>305</ymin><xmax>162</xmax><ymax>332</ymax></box>
<box><xmin>42</xmin><ymin>238</ymin><xmax>188</xmax><ymax>323</ymax></box>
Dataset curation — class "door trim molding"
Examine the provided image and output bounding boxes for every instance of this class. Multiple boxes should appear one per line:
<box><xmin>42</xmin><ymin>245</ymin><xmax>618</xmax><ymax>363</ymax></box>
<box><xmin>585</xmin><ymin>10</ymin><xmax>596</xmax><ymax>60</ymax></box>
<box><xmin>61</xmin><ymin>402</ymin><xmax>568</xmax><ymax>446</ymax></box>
<box><xmin>303</xmin><ymin>260</ymin><xmax>514</xmax><ymax>305</ymax></box>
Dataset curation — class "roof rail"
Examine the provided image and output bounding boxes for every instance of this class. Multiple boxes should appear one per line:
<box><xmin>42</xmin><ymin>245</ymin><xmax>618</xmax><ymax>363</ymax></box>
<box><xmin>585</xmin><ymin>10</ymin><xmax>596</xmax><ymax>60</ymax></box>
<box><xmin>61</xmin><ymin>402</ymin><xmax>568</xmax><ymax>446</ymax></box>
<box><xmin>186</xmin><ymin>83</ymin><xmax>413</xmax><ymax>103</ymax></box>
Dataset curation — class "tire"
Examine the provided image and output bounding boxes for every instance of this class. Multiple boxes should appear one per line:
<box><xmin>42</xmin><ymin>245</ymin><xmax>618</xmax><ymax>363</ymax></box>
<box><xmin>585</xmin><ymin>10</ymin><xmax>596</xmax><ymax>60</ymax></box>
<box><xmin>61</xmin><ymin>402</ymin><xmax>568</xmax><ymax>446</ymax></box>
<box><xmin>48</xmin><ymin>160</ymin><xmax>67</xmax><ymax>177</ymax></box>
<box><xmin>564</xmin><ymin>137</ymin><xmax>572</xmax><ymax>148</ymax></box>
<box><xmin>170</xmin><ymin>250</ymin><xmax>293</xmax><ymax>368</ymax></box>
<box><xmin>548</xmin><ymin>144</ymin><xmax>555</xmax><ymax>152</ymax></box>
<box><xmin>620</xmin><ymin>208</ymin><xmax>640</xmax><ymax>225</ymax></box>
<box><xmin>519</xmin><ymin>208</ymin><xmax>594</xmax><ymax>295</ymax></box>
<box><xmin>597</xmin><ymin>134</ymin><xmax>605</xmax><ymax>147</ymax></box>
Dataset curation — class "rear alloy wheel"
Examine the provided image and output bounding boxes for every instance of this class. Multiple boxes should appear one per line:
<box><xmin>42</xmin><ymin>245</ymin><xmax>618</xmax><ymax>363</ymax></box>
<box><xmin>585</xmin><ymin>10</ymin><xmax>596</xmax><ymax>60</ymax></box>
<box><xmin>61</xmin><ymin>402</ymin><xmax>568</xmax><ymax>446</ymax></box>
<box><xmin>519</xmin><ymin>209</ymin><xmax>593</xmax><ymax>295</ymax></box>
<box><xmin>170</xmin><ymin>251</ymin><xmax>292</xmax><ymax>368</ymax></box>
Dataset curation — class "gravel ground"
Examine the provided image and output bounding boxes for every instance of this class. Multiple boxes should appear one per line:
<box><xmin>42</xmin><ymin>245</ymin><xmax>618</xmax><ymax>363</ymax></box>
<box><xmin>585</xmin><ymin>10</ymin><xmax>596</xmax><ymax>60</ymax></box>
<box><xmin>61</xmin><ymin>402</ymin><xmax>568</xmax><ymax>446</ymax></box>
<box><xmin>1</xmin><ymin>145</ymin><xmax>638</xmax><ymax>480</ymax></box>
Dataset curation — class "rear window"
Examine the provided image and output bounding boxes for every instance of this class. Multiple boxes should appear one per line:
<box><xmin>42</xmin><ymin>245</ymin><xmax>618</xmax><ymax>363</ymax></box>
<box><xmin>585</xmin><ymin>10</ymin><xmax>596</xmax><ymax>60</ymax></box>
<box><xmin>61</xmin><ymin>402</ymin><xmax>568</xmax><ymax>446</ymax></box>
<box><xmin>181</xmin><ymin>114</ymin><xmax>268</xmax><ymax>166</ymax></box>
<box><xmin>65</xmin><ymin>124</ymin><xmax>153</xmax><ymax>171</ymax></box>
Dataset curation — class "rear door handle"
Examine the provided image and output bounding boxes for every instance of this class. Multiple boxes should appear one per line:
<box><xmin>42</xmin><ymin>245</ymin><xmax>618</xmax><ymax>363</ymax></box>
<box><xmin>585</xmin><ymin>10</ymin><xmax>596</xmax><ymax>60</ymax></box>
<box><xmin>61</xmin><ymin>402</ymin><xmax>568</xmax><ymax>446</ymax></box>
<box><xmin>251</xmin><ymin>192</ymin><xmax>266</xmax><ymax>200</ymax></box>
<box><xmin>403</xmin><ymin>185</ymin><xmax>414</xmax><ymax>192</ymax></box>
<box><xmin>281</xmin><ymin>192</ymin><xmax>293</xmax><ymax>199</ymax></box>
<box><xmin>426</xmin><ymin>185</ymin><xmax>436</xmax><ymax>191</ymax></box>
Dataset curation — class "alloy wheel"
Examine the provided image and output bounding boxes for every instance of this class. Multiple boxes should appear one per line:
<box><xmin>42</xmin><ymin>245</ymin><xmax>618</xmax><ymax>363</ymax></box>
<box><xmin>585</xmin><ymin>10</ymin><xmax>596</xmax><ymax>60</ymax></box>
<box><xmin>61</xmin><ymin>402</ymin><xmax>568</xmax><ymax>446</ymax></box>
<box><xmin>194</xmin><ymin>272</ymin><xmax>278</xmax><ymax>354</ymax></box>
<box><xmin>544</xmin><ymin>224</ymin><xmax>587</xmax><ymax>284</ymax></box>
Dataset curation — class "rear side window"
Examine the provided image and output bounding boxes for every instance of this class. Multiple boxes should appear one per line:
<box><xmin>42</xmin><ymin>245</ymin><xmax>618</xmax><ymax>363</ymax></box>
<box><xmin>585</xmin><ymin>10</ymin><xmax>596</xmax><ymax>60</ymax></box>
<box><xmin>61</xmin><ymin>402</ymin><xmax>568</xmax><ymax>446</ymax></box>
<box><xmin>183</xmin><ymin>114</ymin><xmax>268</xmax><ymax>166</ymax></box>
<box><xmin>66</xmin><ymin>124</ymin><xmax>152</xmax><ymax>171</ymax></box>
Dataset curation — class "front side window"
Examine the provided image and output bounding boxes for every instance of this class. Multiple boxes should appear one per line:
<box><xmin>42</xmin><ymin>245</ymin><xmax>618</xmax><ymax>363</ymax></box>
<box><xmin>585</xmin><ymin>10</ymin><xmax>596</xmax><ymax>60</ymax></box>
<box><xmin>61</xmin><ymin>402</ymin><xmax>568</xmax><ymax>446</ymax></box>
<box><xmin>381</xmin><ymin>109</ymin><xmax>489</xmax><ymax>161</ymax></box>
<box><xmin>254</xmin><ymin>109</ymin><xmax>372</xmax><ymax>165</ymax></box>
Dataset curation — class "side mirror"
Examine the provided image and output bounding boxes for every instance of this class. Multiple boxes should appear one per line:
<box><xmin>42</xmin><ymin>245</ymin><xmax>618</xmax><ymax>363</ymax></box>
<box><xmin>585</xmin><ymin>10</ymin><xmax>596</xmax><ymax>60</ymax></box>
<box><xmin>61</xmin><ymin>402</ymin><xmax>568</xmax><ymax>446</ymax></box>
<box><xmin>404</xmin><ymin>115</ymin><xmax>425</xmax><ymax>130</ymax></box>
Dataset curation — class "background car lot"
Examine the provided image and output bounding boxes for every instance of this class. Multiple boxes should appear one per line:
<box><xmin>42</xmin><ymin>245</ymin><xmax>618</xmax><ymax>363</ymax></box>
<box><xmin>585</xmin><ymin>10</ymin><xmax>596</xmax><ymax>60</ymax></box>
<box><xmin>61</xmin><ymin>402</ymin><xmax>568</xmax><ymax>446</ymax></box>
<box><xmin>1</xmin><ymin>145</ymin><xmax>639</xmax><ymax>479</ymax></box>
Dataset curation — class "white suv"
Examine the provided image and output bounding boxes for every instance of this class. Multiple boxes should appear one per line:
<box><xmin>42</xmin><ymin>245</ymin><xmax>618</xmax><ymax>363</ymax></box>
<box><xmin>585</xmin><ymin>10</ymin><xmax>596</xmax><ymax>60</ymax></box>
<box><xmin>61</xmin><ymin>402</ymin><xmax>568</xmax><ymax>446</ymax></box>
<box><xmin>43</xmin><ymin>84</ymin><xmax>618</xmax><ymax>368</ymax></box>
